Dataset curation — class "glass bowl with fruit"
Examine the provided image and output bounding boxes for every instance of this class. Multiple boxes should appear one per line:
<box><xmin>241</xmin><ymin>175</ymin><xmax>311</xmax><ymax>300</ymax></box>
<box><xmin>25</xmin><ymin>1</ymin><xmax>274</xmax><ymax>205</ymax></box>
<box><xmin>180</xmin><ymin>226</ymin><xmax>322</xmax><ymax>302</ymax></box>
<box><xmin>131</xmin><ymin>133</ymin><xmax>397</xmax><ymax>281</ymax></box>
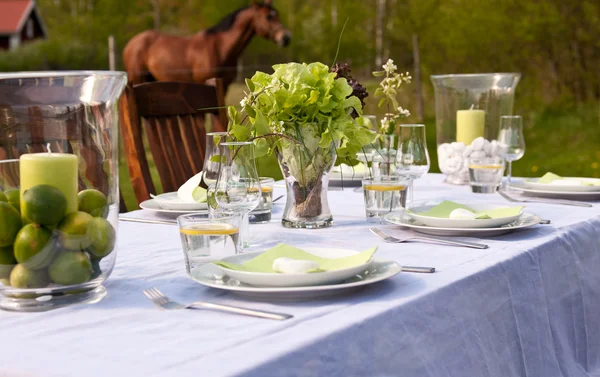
<box><xmin>0</xmin><ymin>71</ymin><xmax>127</xmax><ymax>311</ymax></box>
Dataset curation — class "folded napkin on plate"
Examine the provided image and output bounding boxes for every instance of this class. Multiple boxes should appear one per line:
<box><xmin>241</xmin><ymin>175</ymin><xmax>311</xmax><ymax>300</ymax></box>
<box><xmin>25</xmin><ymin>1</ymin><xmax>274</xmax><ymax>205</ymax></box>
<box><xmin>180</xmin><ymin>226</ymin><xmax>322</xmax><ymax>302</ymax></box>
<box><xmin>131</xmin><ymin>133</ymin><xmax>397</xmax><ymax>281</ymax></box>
<box><xmin>536</xmin><ymin>172</ymin><xmax>600</xmax><ymax>186</ymax></box>
<box><xmin>412</xmin><ymin>200</ymin><xmax>523</xmax><ymax>219</ymax></box>
<box><xmin>213</xmin><ymin>244</ymin><xmax>378</xmax><ymax>273</ymax></box>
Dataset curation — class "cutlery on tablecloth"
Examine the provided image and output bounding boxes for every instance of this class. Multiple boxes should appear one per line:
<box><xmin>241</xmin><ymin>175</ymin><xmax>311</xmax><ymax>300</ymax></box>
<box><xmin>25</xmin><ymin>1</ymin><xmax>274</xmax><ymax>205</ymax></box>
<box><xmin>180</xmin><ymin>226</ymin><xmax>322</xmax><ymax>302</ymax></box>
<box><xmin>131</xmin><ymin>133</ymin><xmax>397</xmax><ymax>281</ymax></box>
<box><xmin>402</xmin><ymin>266</ymin><xmax>436</xmax><ymax>273</ymax></box>
<box><xmin>370</xmin><ymin>227</ymin><xmax>489</xmax><ymax>249</ymax></box>
<box><xmin>143</xmin><ymin>287</ymin><xmax>293</xmax><ymax>321</ymax></box>
<box><xmin>120</xmin><ymin>217</ymin><xmax>177</xmax><ymax>225</ymax></box>
<box><xmin>272</xmin><ymin>195</ymin><xmax>284</xmax><ymax>203</ymax></box>
<box><xmin>498</xmin><ymin>190</ymin><xmax>592</xmax><ymax>208</ymax></box>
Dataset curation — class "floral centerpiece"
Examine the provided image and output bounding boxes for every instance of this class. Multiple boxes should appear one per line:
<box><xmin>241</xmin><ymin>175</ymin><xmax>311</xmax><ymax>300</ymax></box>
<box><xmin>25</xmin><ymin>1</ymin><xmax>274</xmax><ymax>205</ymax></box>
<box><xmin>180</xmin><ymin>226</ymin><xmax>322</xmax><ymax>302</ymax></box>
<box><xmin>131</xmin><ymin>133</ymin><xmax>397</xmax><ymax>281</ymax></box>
<box><xmin>228</xmin><ymin>62</ymin><xmax>374</xmax><ymax>228</ymax></box>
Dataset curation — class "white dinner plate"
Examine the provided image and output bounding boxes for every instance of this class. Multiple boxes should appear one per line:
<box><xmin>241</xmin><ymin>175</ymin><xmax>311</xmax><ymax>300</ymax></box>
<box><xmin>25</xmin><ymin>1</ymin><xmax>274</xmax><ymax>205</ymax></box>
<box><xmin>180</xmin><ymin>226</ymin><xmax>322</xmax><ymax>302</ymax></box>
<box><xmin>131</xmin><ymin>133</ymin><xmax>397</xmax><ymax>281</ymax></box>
<box><xmin>215</xmin><ymin>248</ymin><xmax>374</xmax><ymax>287</ymax></box>
<box><xmin>190</xmin><ymin>259</ymin><xmax>401</xmax><ymax>300</ymax></box>
<box><xmin>524</xmin><ymin>178</ymin><xmax>600</xmax><ymax>192</ymax></box>
<box><xmin>139</xmin><ymin>199</ymin><xmax>209</xmax><ymax>217</ymax></box>
<box><xmin>406</xmin><ymin>204</ymin><xmax>523</xmax><ymax>229</ymax></box>
<box><xmin>385</xmin><ymin>211</ymin><xmax>542</xmax><ymax>237</ymax></box>
<box><xmin>151</xmin><ymin>192</ymin><xmax>208</xmax><ymax>211</ymax></box>
<box><xmin>510</xmin><ymin>181</ymin><xmax>600</xmax><ymax>200</ymax></box>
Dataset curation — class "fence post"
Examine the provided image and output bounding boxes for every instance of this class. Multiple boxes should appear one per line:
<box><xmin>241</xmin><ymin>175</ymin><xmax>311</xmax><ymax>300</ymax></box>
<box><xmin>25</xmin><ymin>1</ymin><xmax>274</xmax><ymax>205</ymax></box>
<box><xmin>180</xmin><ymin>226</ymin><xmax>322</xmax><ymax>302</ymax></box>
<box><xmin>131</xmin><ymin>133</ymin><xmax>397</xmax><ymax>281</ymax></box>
<box><xmin>108</xmin><ymin>35</ymin><xmax>116</xmax><ymax>71</ymax></box>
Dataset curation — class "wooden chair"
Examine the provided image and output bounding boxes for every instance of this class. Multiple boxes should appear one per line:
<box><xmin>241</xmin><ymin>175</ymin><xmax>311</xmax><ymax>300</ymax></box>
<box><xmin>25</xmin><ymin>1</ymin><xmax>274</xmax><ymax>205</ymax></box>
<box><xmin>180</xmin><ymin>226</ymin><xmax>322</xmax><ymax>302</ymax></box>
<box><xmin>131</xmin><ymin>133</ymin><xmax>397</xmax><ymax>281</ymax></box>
<box><xmin>119</xmin><ymin>80</ymin><xmax>227</xmax><ymax>210</ymax></box>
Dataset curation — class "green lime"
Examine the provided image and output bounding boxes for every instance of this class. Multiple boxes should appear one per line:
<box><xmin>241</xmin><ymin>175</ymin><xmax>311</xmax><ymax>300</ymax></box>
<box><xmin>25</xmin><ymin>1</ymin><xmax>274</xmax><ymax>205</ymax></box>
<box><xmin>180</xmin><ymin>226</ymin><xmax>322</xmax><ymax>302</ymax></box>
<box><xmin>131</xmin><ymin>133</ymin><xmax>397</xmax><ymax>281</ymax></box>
<box><xmin>0</xmin><ymin>202</ymin><xmax>22</xmax><ymax>247</ymax></box>
<box><xmin>48</xmin><ymin>251</ymin><xmax>92</xmax><ymax>285</ymax></box>
<box><xmin>9</xmin><ymin>264</ymin><xmax>49</xmax><ymax>288</ymax></box>
<box><xmin>192</xmin><ymin>187</ymin><xmax>207</xmax><ymax>203</ymax></box>
<box><xmin>78</xmin><ymin>189</ymin><xmax>108</xmax><ymax>218</ymax></box>
<box><xmin>14</xmin><ymin>224</ymin><xmax>55</xmax><ymax>269</ymax></box>
<box><xmin>5</xmin><ymin>189</ymin><xmax>20</xmax><ymax>212</ymax></box>
<box><xmin>87</xmin><ymin>217</ymin><xmax>116</xmax><ymax>259</ymax></box>
<box><xmin>0</xmin><ymin>245</ymin><xmax>16</xmax><ymax>282</ymax></box>
<box><xmin>22</xmin><ymin>185</ymin><xmax>67</xmax><ymax>225</ymax></box>
<box><xmin>57</xmin><ymin>212</ymin><xmax>94</xmax><ymax>250</ymax></box>
<box><xmin>0</xmin><ymin>191</ymin><xmax>6</xmax><ymax>202</ymax></box>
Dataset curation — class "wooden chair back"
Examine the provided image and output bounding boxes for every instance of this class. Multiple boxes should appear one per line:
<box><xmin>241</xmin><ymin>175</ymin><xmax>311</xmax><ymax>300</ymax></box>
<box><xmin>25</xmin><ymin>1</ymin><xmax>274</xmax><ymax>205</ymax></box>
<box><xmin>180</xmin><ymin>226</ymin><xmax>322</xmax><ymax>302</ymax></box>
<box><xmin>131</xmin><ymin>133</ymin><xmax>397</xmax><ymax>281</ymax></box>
<box><xmin>119</xmin><ymin>80</ymin><xmax>227</xmax><ymax>209</ymax></box>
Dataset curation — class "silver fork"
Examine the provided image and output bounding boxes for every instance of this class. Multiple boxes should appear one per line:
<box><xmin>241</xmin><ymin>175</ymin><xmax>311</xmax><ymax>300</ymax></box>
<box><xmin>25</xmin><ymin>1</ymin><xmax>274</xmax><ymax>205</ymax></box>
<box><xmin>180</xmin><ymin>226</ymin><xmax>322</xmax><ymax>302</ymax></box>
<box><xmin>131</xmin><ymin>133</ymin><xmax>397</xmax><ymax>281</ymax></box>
<box><xmin>370</xmin><ymin>227</ymin><xmax>489</xmax><ymax>249</ymax></box>
<box><xmin>143</xmin><ymin>287</ymin><xmax>292</xmax><ymax>321</ymax></box>
<box><xmin>498</xmin><ymin>189</ymin><xmax>592</xmax><ymax>207</ymax></box>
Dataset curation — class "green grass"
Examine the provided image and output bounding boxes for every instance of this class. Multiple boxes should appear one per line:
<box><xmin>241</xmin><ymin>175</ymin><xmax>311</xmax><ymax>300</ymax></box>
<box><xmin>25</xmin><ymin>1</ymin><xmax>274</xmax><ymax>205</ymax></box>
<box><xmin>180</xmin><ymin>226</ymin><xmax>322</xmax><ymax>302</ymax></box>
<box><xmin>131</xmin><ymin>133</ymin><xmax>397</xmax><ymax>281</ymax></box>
<box><xmin>119</xmin><ymin>82</ymin><xmax>600</xmax><ymax>211</ymax></box>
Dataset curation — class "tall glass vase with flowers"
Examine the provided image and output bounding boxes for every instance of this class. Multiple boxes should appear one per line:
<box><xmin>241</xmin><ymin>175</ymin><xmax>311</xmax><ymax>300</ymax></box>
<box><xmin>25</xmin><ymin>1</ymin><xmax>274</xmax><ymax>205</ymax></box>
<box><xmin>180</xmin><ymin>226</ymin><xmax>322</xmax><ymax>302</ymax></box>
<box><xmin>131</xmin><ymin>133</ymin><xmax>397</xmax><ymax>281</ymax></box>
<box><xmin>227</xmin><ymin>62</ymin><xmax>374</xmax><ymax>228</ymax></box>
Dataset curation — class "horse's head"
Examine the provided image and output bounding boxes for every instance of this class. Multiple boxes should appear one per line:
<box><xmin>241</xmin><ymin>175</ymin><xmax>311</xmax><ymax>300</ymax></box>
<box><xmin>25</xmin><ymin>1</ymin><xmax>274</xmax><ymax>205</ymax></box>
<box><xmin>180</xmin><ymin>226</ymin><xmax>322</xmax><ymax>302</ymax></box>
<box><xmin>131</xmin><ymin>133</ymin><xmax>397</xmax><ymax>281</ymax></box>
<box><xmin>251</xmin><ymin>0</ymin><xmax>291</xmax><ymax>48</ymax></box>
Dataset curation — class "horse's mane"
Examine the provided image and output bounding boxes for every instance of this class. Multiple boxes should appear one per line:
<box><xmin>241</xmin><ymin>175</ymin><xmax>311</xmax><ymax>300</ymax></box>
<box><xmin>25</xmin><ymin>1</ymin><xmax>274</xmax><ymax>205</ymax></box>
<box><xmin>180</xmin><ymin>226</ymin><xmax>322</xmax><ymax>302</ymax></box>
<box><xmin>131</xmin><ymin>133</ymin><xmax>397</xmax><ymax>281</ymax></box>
<box><xmin>205</xmin><ymin>3</ymin><xmax>272</xmax><ymax>34</ymax></box>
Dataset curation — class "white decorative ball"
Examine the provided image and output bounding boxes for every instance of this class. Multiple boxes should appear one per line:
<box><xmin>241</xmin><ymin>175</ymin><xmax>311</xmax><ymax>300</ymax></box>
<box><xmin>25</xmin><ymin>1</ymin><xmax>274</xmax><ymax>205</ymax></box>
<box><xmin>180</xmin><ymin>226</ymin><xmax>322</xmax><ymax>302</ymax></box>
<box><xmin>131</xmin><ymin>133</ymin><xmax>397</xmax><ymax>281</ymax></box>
<box><xmin>470</xmin><ymin>150</ymin><xmax>486</xmax><ymax>160</ymax></box>
<box><xmin>462</xmin><ymin>145</ymin><xmax>473</xmax><ymax>158</ymax></box>
<box><xmin>450</xmin><ymin>141</ymin><xmax>466</xmax><ymax>153</ymax></box>
<box><xmin>483</xmin><ymin>139</ymin><xmax>491</xmax><ymax>155</ymax></box>
<box><xmin>471</xmin><ymin>137</ymin><xmax>485</xmax><ymax>151</ymax></box>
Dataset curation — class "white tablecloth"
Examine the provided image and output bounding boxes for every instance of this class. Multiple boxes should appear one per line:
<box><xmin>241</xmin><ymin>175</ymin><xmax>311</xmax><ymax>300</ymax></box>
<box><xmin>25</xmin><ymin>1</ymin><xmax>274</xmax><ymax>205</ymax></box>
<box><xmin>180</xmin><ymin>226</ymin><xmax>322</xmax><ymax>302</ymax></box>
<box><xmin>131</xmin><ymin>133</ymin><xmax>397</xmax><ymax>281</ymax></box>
<box><xmin>1</xmin><ymin>174</ymin><xmax>599</xmax><ymax>377</ymax></box>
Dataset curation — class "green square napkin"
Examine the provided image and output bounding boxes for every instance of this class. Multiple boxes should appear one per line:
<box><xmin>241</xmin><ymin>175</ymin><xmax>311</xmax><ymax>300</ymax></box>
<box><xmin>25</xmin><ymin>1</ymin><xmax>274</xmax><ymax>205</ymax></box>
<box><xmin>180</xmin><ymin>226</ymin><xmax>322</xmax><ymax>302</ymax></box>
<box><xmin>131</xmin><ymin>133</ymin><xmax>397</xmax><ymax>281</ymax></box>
<box><xmin>537</xmin><ymin>172</ymin><xmax>563</xmax><ymax>184</ymax></box>
<box><xmin>412</xmin><ymin>200</ymin><xmax>523</xmax><ymax>219</ymax></box>
<box><xmin>536</xmin><ymin>172</ymin><xmax>600</xmax><ymax>186</ymax></box>
<box><xmin>213</xmin><ymin>244</ymin><xmax>378</xmax><ymax>273</ymax></box>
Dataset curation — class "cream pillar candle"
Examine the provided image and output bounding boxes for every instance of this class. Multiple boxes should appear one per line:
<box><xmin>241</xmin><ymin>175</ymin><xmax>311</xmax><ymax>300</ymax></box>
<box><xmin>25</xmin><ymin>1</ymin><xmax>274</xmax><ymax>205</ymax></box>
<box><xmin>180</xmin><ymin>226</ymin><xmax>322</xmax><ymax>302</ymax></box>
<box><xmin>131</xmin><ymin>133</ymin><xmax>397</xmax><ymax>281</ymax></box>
<box><xmin>20</xmin><ymin>153</ymin><xmax>79</xmax><ymax>214</ymax></box>
<box><xmin>456</xmin><ymin>109</ymin><xmax>485</xmax><ymax>145</ymax></box>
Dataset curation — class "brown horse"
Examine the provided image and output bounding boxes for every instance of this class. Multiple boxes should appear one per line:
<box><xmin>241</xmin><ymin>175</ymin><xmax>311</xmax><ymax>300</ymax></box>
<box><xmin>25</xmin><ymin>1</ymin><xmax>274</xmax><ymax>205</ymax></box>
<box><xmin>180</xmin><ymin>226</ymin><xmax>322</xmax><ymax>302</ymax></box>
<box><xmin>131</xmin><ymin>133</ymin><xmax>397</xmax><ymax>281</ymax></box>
<box><xmin>123</xmin><ymin>0</ymin><xmax>291</xmax><ymax>92</ymax></box>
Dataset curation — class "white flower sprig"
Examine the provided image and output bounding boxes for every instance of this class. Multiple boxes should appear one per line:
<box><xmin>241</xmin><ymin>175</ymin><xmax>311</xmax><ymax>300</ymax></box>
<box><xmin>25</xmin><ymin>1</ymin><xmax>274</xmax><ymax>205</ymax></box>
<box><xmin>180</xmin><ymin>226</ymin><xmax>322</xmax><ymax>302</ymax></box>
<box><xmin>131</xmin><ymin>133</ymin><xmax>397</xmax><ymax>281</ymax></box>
<box><xmin>373</xmin><ymin>59</ymin><xmax>412</xmax><ymax>135</ymax></box>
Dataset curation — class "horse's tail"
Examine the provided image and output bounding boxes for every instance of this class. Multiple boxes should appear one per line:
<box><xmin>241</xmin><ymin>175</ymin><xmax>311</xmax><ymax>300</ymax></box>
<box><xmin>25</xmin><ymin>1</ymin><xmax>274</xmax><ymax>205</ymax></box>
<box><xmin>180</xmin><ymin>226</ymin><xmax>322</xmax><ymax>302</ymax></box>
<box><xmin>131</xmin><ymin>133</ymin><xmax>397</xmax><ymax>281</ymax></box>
<box><xmin>123</xmin><ymin>31</ymin><xmax>160</xmax><ymax>85</ymax></box>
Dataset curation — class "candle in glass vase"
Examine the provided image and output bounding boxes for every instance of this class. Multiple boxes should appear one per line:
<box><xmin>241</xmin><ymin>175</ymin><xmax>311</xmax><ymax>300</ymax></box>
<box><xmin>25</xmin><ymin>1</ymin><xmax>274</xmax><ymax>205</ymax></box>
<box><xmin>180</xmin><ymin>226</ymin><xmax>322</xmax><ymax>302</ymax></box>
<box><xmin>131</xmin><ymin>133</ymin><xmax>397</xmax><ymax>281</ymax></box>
<box><xmin>456</xmin><ymin>109</ymin><xmax>485</xmax><ymax>145</ymax></box>
<box><xmin>20</xmin><ymin>153</ymin><xmax>79</xmax><ymax>214</ymax></box>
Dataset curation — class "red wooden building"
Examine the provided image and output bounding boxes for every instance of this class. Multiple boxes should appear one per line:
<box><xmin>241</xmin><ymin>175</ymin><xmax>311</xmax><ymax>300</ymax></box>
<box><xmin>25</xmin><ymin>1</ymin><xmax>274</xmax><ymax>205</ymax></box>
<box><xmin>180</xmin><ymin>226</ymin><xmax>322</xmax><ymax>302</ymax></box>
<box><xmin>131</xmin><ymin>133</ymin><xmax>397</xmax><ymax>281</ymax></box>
<box><xmin>0</xmin><ymin>0</ymin><xmax>47</xmax><ymax>50</ymax></box>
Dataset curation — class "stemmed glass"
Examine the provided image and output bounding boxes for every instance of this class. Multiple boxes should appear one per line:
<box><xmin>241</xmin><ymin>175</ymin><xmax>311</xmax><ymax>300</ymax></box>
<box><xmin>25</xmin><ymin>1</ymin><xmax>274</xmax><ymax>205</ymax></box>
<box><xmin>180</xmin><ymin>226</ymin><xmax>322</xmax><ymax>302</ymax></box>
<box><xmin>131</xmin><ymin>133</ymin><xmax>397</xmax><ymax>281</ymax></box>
<box><xmin>202</xmin><ymin>132</ymin><xmax>229</xmax><ymax>187</ymax></box>
<box><xmin>395</xmin><ymin>124</ymin><xmax>430</xmax><ymax>205</ymax></box>
<box><xmin>214</xmin><ymin>141</ymin><xmax>261</xmax><ymax>250</ymax></box>
<box><xmin>497</xmin><ymin>115</ymin><xmax>525</xmax><ymax>188</ymax></box>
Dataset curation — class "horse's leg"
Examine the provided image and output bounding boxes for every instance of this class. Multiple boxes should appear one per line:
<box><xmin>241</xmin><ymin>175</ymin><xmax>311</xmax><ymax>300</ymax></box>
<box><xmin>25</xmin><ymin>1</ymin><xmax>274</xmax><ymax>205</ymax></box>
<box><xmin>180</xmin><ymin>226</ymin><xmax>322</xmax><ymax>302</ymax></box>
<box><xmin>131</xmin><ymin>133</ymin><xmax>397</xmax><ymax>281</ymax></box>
<box><xmin>123</xmin><ymin>31</ymin><xmax>159</xmax><ymax>85</ymax></box>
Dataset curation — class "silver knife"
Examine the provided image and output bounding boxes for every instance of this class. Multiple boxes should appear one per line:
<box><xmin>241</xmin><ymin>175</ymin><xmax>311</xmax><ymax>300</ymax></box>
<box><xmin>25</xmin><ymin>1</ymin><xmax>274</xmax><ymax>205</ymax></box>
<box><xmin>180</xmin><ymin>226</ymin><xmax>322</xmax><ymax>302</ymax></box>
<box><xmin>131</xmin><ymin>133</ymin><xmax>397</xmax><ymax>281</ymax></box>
<box><xmin>119</xmin><ymin>217</ymin><xmax>177</xmax><ymax>225</ymax></box>
<box><xmin>402</xmin><ymin>266</ymin><xmax>435</xmax><ymax>273</ymax></box>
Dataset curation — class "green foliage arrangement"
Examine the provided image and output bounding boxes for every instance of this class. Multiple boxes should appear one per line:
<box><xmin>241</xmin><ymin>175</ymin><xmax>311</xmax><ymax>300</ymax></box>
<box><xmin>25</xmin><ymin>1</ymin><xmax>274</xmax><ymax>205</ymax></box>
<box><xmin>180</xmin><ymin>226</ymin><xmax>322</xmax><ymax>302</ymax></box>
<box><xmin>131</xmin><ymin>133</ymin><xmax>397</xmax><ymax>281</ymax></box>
<box><xmin>228</xmin><ymin>61</ymin><xmax>375</xmax><ymax>168</ymax></box>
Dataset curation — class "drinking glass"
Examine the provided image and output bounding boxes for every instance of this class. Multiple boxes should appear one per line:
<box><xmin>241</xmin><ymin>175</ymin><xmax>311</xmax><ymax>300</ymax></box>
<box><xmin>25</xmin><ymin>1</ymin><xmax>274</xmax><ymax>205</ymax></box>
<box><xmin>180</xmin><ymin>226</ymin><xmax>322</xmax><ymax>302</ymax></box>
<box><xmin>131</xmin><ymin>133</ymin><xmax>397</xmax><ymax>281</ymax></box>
<box><xmin>362</xmin><ymin>175</ymin><xmax>409</xmax><ymax>223</ymax></box>
<box><xmin>395</xmin><ymin>124</ymin><xmax>430</xmax><ymax>204</ymax></box>
<box><xmin>497</xmin><ymin>116</ymin><xmax>525</xmax><ymax>188</ymax></box>
<box><xmin>249</xmin><ymin>177</ymin><xmax>274</xmax><ymax>224</ymax></box>
<box><xmin>214</xmin><ymin>142</ymin><xmax>261</xmax><ymax>249</ymax></box>
<box><xmin>202</xmin><ymin>132</ymin><xmax>229</xmax><ymax>187</ymax></box>
<box><xmin>468</xmin><ymin>156</ymin><xmax>505</xmax><ymax>193</ymax></box>
<box><xmin>177</xmin><ymin>214</ymin><xmax>240</xmax><ymax>274</ymax></box>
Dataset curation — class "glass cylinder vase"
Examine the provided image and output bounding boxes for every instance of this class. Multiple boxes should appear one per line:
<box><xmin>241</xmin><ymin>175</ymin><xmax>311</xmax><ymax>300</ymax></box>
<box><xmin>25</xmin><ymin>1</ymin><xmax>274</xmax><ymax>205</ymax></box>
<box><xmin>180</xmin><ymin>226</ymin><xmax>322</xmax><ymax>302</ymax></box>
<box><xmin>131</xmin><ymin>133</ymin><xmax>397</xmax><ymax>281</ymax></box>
<box><xmin>430</xmin><ymin>73</ymin><xmax>520</xmax><ymax>185</ymax></box>
<box><xmin>276</xmin><ymin>139</ymin><xmax>337</xmax><ymax>229</ymax></box>
<box><xmin>0</xmin><ymin>71</ymin><xmax>127</xmax><ymax>311</ymax></box>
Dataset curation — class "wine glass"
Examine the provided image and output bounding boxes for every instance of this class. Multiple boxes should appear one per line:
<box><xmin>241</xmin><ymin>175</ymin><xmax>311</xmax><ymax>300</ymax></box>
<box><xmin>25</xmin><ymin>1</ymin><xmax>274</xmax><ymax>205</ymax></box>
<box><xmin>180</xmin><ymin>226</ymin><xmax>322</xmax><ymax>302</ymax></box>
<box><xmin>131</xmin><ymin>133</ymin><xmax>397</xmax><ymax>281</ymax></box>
<box><xmin>497</xmin><ymin>115</ymin><xmax>525</xmax><ymax>188</ymax></box>
<box><xmin>202</xmin><ymin>132</ymin><xmax>229</xmax><ymax>187</ymax></box>
<box><xmin>214</xmin><ymin>141</ymin><xmax>261</xmax><ymax>250</ymax></box>
<box><xmin>395</xmin><ymin>124</ymin><xmax>430</xmax><ymax>205</ymax></box>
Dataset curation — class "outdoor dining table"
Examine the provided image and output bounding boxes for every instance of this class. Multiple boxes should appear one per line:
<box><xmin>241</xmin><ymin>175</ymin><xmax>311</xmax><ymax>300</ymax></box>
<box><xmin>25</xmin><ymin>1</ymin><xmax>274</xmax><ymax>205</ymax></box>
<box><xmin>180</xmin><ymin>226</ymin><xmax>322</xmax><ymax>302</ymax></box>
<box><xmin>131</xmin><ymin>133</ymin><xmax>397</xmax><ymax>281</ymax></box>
<box><xmin>1</xmin><ymin>173</ymin><xmax>599</xmax><ymax>377</ymax></box>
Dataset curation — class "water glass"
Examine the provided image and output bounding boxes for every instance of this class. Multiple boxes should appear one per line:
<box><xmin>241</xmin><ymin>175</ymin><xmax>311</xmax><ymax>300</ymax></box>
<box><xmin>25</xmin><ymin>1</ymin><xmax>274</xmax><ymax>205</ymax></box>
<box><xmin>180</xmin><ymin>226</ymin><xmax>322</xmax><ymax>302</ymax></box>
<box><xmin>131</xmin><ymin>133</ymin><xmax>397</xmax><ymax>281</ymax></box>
<box><xmin>202</xmin><ymin>132</ymin><xmax>229</xmax><ymax>187</ymax></box>
<box><xmin>468</xmin><ymin>157</ymin><xmax>505</xmax><ymax>193</ymax></box>
<box><xmin>396</xmin><ymin>124</ymin><xmax>430</xmax><ymax>204</ymax></box>
<box><xmin>249</xmin><ymin>177</ymin><xmax>274</xmax><ymax>224</ymax></box>
<box><xmin>497</xmin><ymin>115</ymin><xmax>525</xmax><ymax>187</ymax></box>
<box><xmin>214</xmin><ymin>141</ymin><xmax>261</xmax><ymax>249</ymax></box>
<box><xmin>177</xmin><ymin>214</ymin><xmax>240</xmax><ymax>273</ymax></box>
<box><xmin>362</xmin><ymin>176</ymin><xmax>409</xmax><ymax>222</ymax></box>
